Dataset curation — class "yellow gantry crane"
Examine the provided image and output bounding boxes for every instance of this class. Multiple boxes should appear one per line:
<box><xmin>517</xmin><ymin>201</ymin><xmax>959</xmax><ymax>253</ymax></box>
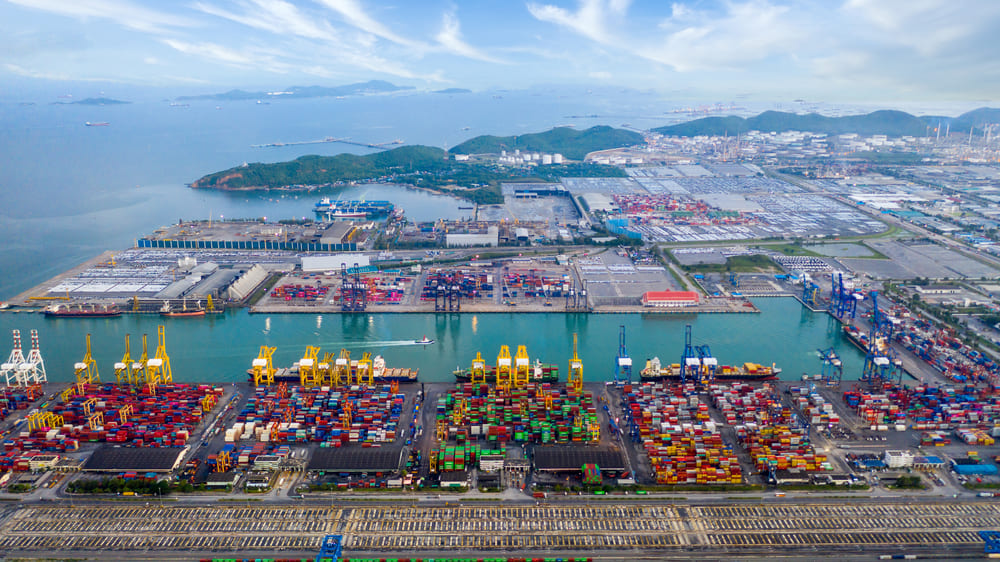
<box><xmin>114</xmin><ymin>334</ymin><xmax>133</xmax><ymax>385</ymax></box>
<box><xmin>299</xmin><ymin>346</ymin><xmax>321</xmax><ymax>387</ymax></box>
<box><xmin>356</xmin><ymin>352</ymin><xmax>374</xmax><ymax>386</ymax></box>
<box><xmin>27</xmin><ymin>411</ymin><xmax>64</xmax><ymax>431</ymax></box>
<box><xmin>252</xmin><ymin>346</ymin><xmax>276</xmax><ymax>386</ymax></box>
<box><xmin>74</xmin><ymin>334</ymin><xmax>100</xmax><ymax>386</ymax></box>
<box><xmin>318</xmin><ymin>351</ymin><xmax>336</xmax><ymax>386</ymax></box>
<box><xmin>470</xmin><ymin>352</ymin><xmax>487</xmax><ymax>386</ymax></box>
<box><xmin>118</xmin><ymin>404</ymin><xmax>133</xmax><ymax>424</ymax></box>
<box><xmin>496</xmin><ymin>345</ymin><xmax>512</xmax><ymax>391</ymax></box>
<box><xmin>333</xmin><ymin>349</ymin><xmax>351</xmax><ymax>386</ymax></box>
<box><xmin>206</xmin><ymin>294</ymin><xmax>215</xmax><ymax>313</ymax></box>
<box><xmin>131</xmin><ymin>334</ymin><xmax>150</xmax><ymax>387</ymax></box>
<box><xmin>145</xmin><ymin>325</ymin><xmax>172</xmax><ymax>392</ymax></box>
<box><xmin>568</xmin><ymin>332</ymin><xmax>584</xmax><ymax>393</ymax></box>
<box><xmin>513</xmin><ymin>345</ymin><xmax>530</xmax><ymax>388</ymax></box>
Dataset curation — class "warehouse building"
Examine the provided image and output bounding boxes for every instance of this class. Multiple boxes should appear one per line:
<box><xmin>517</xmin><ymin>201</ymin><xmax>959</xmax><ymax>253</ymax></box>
<box><xmin>641</xmin><ymin>291</ymin><xmax>700</xmax><ymax>308</ymax></box>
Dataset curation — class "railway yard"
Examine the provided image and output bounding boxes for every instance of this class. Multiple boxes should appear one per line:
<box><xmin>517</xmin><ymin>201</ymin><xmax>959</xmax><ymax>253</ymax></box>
<box><xmin>0</xmin><ymin>502</ymin><xmax>996</xmax><ymax>558</ymax></box>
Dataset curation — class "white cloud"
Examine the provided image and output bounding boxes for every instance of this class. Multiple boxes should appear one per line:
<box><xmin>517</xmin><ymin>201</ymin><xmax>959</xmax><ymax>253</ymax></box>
<box><xmin>162</xmin><ymin>39</ymin><xmax>260</xmax><ymax>67</ymax></box>
<box><xmin>843</xmin><ymin>0</ymin><xmax>1000</xmax><ymax>56</ymax></box>
<box><xmin>3</xmin><ymin>62</ymin><xmax>121</xmax><ymax>82</ymax></box>
<box><xmin>143</xmin><ymin>56</ymin><xmax>159</xmax><ymax>65</ymax></box>
<box><xmin>588</xmin><ymin>70</ymin><xmax>612</xmax><ymax>80</ymax></box>
<box><xmin>526</xmin><ymin>0</ymin><xmax>627</xmax><ymax>44</ymax></box>
<box><xmin>314</xmin><ymin>0</ymin><xmax>422</xmax><ymax>49</ymax></box>
<box><xmin>193</xmin><ymin>0</ymin><xmax>336</xmax><ymax>41</ymax></box>
<box><xmin>435</xmin><ymin>11</ymin><xmax>505</xmax><ymax>64</ymax></box>
<box><xmin>644</xmin><ymin>1</ymin><xmax>805</xmax><ymax>71</ymax></box>
<box><xmin>7</xmin><ymin>0</ymin><xmax>193</xmax><ymax>33</ymax></box>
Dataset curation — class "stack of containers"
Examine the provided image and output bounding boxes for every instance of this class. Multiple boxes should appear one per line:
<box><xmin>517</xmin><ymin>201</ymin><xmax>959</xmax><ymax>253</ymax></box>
<box><xmin>788</xmin><ymin>386</ymin><xmax>840</xmax><ymax>427</ymax></box>
<box><xmin>437</xmin><ymin>383</ymin><xmax>600</xmax><ymax>445</ymax></box>
<box><xmin>709</xmin><ymin>383</ymin><xmax>785</xmax><ymax>426</ymax></box>
<box><xmin>625</xmin><ymin>382</ymin><xmax>742</xmax><ymax>485</ymax></box>
<box><xmin>29</xmin><ymin>383</ymin><xmax>223</xmax><ymax>449</ymax></box>
<box><xmin>231</xmin><ymin>384</ymin><xmax>404</xmax><ymax>446</ymax></box>
<box><xmin>737</xmin><ymin>423</ymin><xmax>830</xmax><ymax>473</ymax></box>
<box><xmin>0</xmin><ymin>389</ymin><xmax>33</xmax><ymax>421</ymax></box>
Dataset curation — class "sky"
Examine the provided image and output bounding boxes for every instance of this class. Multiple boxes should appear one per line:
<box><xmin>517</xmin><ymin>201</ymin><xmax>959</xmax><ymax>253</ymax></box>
<box><xmin>2</xmin><ymin>0</ymin><xmax>999</xmax><ymax>101</ymax></box>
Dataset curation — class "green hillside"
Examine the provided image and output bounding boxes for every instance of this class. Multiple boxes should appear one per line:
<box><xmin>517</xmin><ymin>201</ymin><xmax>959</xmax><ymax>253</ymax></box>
<box><xmin>191</xmin><ymin>145</ymin><xmax>448</xmax><ymax>190</ymax></box>
<box><xmin>450</xmin><ymin>125</ymin><xmax>644</xmax><ymax>160</ymax></box>
<box><xmin>654</xmin><ymin>110</ymin><xmax>928</xmax><ymax>137</ymax></box>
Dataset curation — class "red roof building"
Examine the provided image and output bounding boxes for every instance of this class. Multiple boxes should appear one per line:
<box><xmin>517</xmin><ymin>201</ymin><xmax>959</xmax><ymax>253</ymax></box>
<box><xmin>641</xmin><ymin>291</ymin><xmax>700</xmax><ymax>308</ymax></box>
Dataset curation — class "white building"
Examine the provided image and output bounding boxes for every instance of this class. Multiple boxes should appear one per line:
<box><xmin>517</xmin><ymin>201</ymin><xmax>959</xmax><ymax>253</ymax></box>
<box><xmin>884</xmin><ymin>450</ymin><xmax>914</xmax><ymax>468</ymax></box>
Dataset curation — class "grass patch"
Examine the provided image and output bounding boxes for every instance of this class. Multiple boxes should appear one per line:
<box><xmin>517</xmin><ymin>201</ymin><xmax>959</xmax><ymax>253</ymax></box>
<box><xmin>964</xmin><ymin>483</ymin><xmax>1000</xmax><ymax>490</ymax></box>
<box><xmin>779</xmin><ymin>483</ymin><xmax>870</xmax><ymax>491</ymax></box>
<box><xmin>682</xmin><ymin>254</ymin><xmax>777</xmax><ymax>274</ymax></box>
<box><xmin>763</xmin><ymin>243</ymin><xmax>824</xmax><ymax>257</ymax></box>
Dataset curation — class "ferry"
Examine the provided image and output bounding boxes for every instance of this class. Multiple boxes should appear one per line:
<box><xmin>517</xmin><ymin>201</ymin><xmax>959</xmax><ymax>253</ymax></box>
<box><xmin>639</xmin><ymin>357</ymin><xmax>781</xmax><ymax>382</ymax></box>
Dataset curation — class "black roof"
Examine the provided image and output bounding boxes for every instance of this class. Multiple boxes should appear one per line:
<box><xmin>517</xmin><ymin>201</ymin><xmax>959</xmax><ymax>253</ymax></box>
<box><xmin>83</xmin><ymin>446</ymin><xmax>185</xmax><ymax>472</ymax></box>
<box><xmin>307</xmin><ymin>446</ymin><xmax>402</xmax><ymax>473</ymax></box>
<box><xmin>533</xmin><ymin>446</ymin><xmax>625</xmax><ymax>471</ymax></box>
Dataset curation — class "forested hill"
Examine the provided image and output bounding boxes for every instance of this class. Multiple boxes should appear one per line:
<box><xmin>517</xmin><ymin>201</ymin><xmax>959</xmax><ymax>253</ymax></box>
<box><xmin>450</xmin><ymin>126</ymin><xmax>644</xmax><ymax>160</ymax></box>
<box><xmin>653</xmin><ymin>110</ymin><xmax>929</xmax><ymax>137</ymax></box>
<box><xmin>190</xmin><ymin>145</ymin><xmax>448</xmax><ymax>190</ymax></box>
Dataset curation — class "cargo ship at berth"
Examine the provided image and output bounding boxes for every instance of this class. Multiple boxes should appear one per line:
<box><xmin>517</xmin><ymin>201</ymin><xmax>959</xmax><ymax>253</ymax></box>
<box><xmin>43</xmin><ymin>303</ymin><xmax>121</xmax><ymax>318</ymax></box>
<box><xmin>639</xmin><ymin>356</ymin><xmax>780</xmax><ymax>382</ymax></box>
<box><xmin>843</xmin><ymin>324</ymin><xmax>870</xmax><ymax>352</ymax></box>
<box><xmin>159</xmin><ymin>300</ymin><xmax>206</xmax><ymax>318</ymax></box>
<box><xmin>314</xmin><ymin>198</ymin><xmax>394</xmax><ymax>216</ymax></box>
<box><xmin>250</xmin><ymin>355</ymin><xmax>418</xmax><ymax>383</ymax></box>
<box><xmin>453</xmin><ymin>360</ymin><xmax>560</xmax><ymax>384</ymax></box>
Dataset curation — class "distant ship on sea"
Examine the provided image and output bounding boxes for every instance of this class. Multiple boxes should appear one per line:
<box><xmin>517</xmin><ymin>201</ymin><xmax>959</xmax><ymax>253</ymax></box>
<box><xmin>85</xmin><ymin>122</ymin><xmax>110</xmax><ymax>127</ymax></box>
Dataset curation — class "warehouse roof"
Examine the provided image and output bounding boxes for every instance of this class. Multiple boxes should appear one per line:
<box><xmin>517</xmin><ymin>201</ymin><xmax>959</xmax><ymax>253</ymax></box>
<box><xmin>83</xmin><ymin>446</ymin><xmax>186</xmax><ymax>472</ymax></box>
<box><xmin>533</xmin><ymin>447</ymin><xmax>625</xmax><ymax>472</ymax></box>
<box><xmin>307</xmin><ymin>446</ymin><xmax>403</xmax><ymax>473</ymax></box>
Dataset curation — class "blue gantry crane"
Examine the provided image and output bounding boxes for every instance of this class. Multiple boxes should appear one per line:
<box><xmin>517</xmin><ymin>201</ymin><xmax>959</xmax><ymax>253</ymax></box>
<box><xmin>614</xmin><ymin>325</ymin><xmax>632</xmax><ymax>386</ymax></box>
<box><xmin>828</xmin><ymin>273</ymin><xmax>858</xmax><ymax>319</ymax></box>
<box><xmin>317</xmin><ymin>534</ymin><xmax>343</xmax><ymax>562</ymax></box>
<box><xmin>680</xmin><ymin>325</ymin><xmax>700</xmax><ymax>386</ymax></box>
<box><xmin>696</xmin><ymin>343</ymin><xmax>717</xmax><ymax>384</ymax></box>
<box><xmin>817</xmin><ymin>347</ymin><xmax>842</xmax><ymax>386</ymax></box>
<box><xmin>861</xmin><ymin>291</ymin><xmax>903</xmax><ymax>387</ymax></box>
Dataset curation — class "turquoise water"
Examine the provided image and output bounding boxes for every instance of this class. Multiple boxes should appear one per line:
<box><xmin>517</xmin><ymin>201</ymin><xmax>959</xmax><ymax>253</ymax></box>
<box><xmin>0</xmin><ymin>298</ymin><xmax>864</xmax><ymax>384</ymax></box>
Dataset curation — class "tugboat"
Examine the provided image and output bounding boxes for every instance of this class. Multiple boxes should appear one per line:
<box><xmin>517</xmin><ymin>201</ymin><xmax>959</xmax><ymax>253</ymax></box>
<box><xmin>414</xmin><ymin>335</ymin><xmax>435</xmax><ymax>345</ymax></box>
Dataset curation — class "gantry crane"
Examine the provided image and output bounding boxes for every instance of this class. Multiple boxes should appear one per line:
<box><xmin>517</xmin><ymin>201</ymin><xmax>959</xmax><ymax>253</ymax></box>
<box><xmin>23</xmin><ymin>330</ymin><xmax>46</xmax><ymax>385</ymax></box>
<box><xmin>115</xmin><ymin>335</ymin><xmax>133</xmax><ymax>384</ymax></box>
<box><xmin>2</xmin><ymin>330</ymin><xmax>27</xmax><ymax>386</ymax></box>
<box><xmin>513</xmin><ymin>345</ymin><xmax>530</xmax><ymax>388</ymax></box>
<box><xmin>568</xmin><ymin>333</ymin><xmax>583</xmax><ymax>393</ymax></box>
<box><xmin>131</xmin><ymin>334</ymin><xmax>150</xmax><ymax>387</ymax></box>
<box><xmin>818</xmin><ymin>347</ymin><xmax>843</xmax><ymax>386</ymax></box>
<box><xmin>74</xmin><ymin>333</ymin><xmax>100</xmax><ymax>386</ymax></box>
<box><xmin>319</xmin><ymin>351</ymin><xmax>336</xmax><ymax>386</ymax></box>
<box><xmin>861</xmin><ymin>292</ymin><xmax>903</xmax><ymax>387</ymax></box>
<box><xmin>333</xmin><ymin>349</ymin><xmax>351</xmax><ymax>386</ymax></box>
<box><xmin>356</xmin><ymin>352</ymin><xmax>374</xmax><ymax>386</ymax></box>
<box><xmin>469</xmin><ymin>352</ymin><xmax>487</xmax><ymax>385</ymax></box>
<box><xmin>299</xmin><ymin>346</ymin><xmax>321</xmax><ymax>387</ymax></box>
<box><xmin>252</xmin><ymin>346</ymin><xmax>276</xmax><ymax>386</ymax></box>
<box><xmin>696</xmin><ymin>344</ymin><xmax>717</xmax><ymax>385</ymax></box>
<box><xmin>680</xmin><ymin>325</ymin><xmax>699</xmax><ymax>386</ymax></box>
<box><xmin>614</xmin><ymin>325</ymin><xmax>632</xmax><ymax>386</ymax></box>
<box><xmin>496</xmin><ymin>346</ymin><xmax>512</xmax><ymax>391</ymax></box>
<box><xmin>145</xmin><ymin>325</ymin><xmax>172</xmax><ymax>391</ymax></box>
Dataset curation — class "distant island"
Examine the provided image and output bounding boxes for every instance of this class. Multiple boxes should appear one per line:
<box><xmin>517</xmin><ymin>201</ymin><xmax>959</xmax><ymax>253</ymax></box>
<box><xmin>54</xmin><ymin>97</ymin><xmax>130</xmax><ymax>106</ymax></box>
<box><xmin>190</xmin><ymin>126</ymin><xmax>638</xmax><ymax>203</ymax></box>
<box><xmin>177</xmin><ymin>80</ymin><xmax>413</xmax><ymax>102</ymax></box>
<box><xmin>654</xmin><ymin>108</ymin><xmax>1000</xmax><ymax>137</ymax></box>
<box><xmin>433</xmin><ymin>88</ymin><xmax>472</xmax><ymax>94</ymax></box>
<box><xmin>452</xmin><ymin>125</ymin><xmax>644</xmax><ymax>160</ymax></box>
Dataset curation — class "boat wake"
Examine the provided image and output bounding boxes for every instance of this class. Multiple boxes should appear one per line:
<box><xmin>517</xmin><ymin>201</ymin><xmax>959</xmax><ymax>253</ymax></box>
<box><xmin>319</xmin><ymin>340</ymin><xmax>424</xmax><ymax>348</ymax></box>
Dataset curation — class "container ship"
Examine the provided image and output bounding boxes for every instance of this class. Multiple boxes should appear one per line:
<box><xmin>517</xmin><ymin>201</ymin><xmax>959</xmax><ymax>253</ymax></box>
<box><xmin>314</xmin><ymin>198</ymin><xmax>394</xmax><ymax>216</ymax></box>
<box><xmin>843</xmin><ymin>324</ymin><xmax>870</xmax><ymax>352</ymax></box>
<box><xmin>43</xmin><ymin>303</ymin><xmax>121</xmax><ymax>318</ymax></box>
<box><xmin>453</xmin><ymin>358</ymin><xmax>560</xmax><ymax>384</ymax></box>
<box><xmin>639</xmin><ymin>356</ymin><xmax>780</xmax><ymax>382</ymax></box>
<box><xmin>250</xmin><ymin>355</ymin><xmax>418</xmax><ymax>384</ymax></box>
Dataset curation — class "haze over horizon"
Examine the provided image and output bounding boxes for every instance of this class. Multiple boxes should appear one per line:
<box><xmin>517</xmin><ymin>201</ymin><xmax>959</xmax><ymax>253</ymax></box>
<box><xmin>2</xmin><ymin>0</ymin><xmax>999</xmax><ymax>104</ymax></box>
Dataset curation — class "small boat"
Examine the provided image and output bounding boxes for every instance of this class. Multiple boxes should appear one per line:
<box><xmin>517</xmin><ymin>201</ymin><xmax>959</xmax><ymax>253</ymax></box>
<box><xmin>414</xmin><ymin>336</ymin><xmax>435</xmax><ymax>345</ymax></box>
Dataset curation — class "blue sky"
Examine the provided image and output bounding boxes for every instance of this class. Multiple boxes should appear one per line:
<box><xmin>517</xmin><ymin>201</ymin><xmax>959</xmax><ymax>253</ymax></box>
<box><xmin>3</xmin><ymin>0</ymin><xmax>999</xmax><ymax>101</ymax></box>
